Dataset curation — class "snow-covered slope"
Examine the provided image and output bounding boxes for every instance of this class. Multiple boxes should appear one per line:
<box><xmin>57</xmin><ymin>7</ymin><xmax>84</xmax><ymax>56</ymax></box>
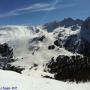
<box><xmin>0</xmin><ymin>18</ymin><xmax>89</xmax><ymax>81</ymax></box>
<box><xmin>0</xmin><ymin>25</ymin><xmax>78</xmax><ymax>77</ymax></box>
<box><xmin>0</xmin><ymin>17</ymin><xmax>90</xmax><ymax>89</ymax></box>
<box><xmin>0</xmin><ymin>70</ymin><xmax>90</xmax><ymax>90</ymax></box>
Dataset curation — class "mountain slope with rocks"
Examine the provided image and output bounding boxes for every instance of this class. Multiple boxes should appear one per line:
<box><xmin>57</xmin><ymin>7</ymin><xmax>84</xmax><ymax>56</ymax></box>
<box><xmin>0</xmin><ymin>17</ymin><xmax>90</xmax><ymax>83</ymax></box>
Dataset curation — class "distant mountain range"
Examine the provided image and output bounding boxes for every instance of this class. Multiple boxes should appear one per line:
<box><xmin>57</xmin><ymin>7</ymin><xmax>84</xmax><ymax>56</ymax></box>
<box><xmin>43</xmin><ymin>18</ymin><xmax>83</xmax><ymax>32</ymax></box>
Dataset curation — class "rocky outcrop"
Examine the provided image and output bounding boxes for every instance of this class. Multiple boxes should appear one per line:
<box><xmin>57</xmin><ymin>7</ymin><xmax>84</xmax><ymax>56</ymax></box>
<box><xmin>48</xmin><ymin>45</ymin><xmax>55</xmax><ymax>50</ymax></box>
<box><xmin>0</xmin><ymin>43</ymin><xmax>15</xmax><ymax>70</ymax></box>
<box><xmin>81</xmin><ymin>17</ymin><xmax>90</xmax><ymax>43</ymax></box>
<box><xmin>60</xmin><ymin>18</ymin><xmax>75</xmax><ymax>27</ymax></box>
<box><xmin>43</xmin><ymin>21</ymin><xmax>60</xmax><ymax>32</ymax></box>
<box><xmin>60</xmin><ymin>18</ymin><xmax>83</xmax><ymax>30</ymax></box>
<box><xmin>6</xmin><ymin>64</ymin><xmax>24</xmax><ymax>74</ymax></box>
<box><xmin>64</xmin><ymin>34</ymin><xmax>79</xmax><ymax>53</ymax></box>
<box><xmin>52</xmin><ymin>17</ymin><xmax>90</xmax><ymax>56</ymax></box>
<box><xmin>47</xmin><ymin>55</ymin><xmax>90</xmax><ymax>83</ymax></box>
<box><xmin>80</xmin><ymin>17</ymin><xmax>90</xmax><ymax>56</ymax></box>
<box><xmin>0</xmin><ymin>43</ymin><xmax>13</xmax><ymax>58</ymax></box>
<box><xmin>43</xmin><ymin>18</ymin><xmax>83</xmax><ymax>32</ymax></box>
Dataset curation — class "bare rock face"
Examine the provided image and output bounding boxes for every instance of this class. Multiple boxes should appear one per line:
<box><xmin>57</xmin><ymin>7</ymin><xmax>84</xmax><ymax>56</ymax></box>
<box><xmin>80</xmin><ymin>17</ymin><xmax>90</xmax><ymax>56</ymax></box>
<box><xmin>60</xmin><ymin>18</ymin><xmax>83</xmax><ymax>30</ymax></box>
<box><xmin>63</xmin><ymin>17</ymin><xmax>90</xmax><ymax>56</ymax></box>
<box><xmin>60</xmin><ymin>18</ymin><xmax>75</xmax><ymax>27</ymax></box>
<box><xmin>43</xmin><ymin>21</ymin><xmax>60</xmax><ymax>32</ymax></box>
<box><xmin>43</xmin><ymin>18</ymin><xmax>83</xmax><ymax>32</ymax></box>
<box><xmin>81</xmin><ymin>17</ymin><xmax>90</xmax><ymax>43</ymax></box>
<box><xmin>47</xmin><ymin>55</ymin><xmax>90</xmax><ymax>83</ymax></box>
<box><xmin>0</xmin><ymin>43</ymin><xmax>13</xmax><ymax>58</ymax></box>
<box><xmin>75</xmin><ymin>19</ymin><xmax>83</xmax><ymax>26</ymax></box>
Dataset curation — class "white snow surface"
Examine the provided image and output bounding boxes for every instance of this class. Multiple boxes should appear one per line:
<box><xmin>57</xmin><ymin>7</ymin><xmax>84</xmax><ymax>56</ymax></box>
<box><xmin>0</xmin><ymin>25</ymin><xmax>80</xmax><ymax>77</ymax></box>
<box><xmin>0</xmin><ymin>70</ymin><xmax>90</xmax><ymax>90</ymax></box>
<box><xmin>0</xmin><ymin>25</ymin><xmax>89</xmax><ymax>90</ymax></box>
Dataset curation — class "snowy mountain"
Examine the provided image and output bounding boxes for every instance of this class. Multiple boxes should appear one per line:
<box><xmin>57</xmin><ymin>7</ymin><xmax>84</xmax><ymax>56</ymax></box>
<box><xmin>43</xmin><ymin>18</ymin><xmax>83</xmax><ymax>32</ymax></box>
<box><xmin>0</xmin><ymin>25</ymin><xmax>77</xmax><ymax>75</ymax></box>
<box><xmin>0</xmin><ymin>17</ymin><xmax>90</xmax><ymax>85</ymax></box>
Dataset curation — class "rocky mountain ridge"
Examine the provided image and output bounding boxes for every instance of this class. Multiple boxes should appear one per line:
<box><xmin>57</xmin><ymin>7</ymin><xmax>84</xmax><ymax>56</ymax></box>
<box><xmin>0</xmin><ymin>17</ymin><xmax>90</xmax><ymax>82</ymax></box>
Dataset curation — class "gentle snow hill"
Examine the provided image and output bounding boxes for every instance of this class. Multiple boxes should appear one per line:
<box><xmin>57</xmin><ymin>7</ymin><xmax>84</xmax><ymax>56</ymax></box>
<box><xmin>0</xmin><ymin>70</ymin><xmax>90</xmax><ymax>90</ymax></box>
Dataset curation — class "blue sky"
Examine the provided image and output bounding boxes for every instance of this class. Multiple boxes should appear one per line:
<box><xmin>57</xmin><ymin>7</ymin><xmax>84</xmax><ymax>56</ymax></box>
<box><xmin>0</xmin><ymin>0</ymin><xmax>90</xmax><ymax>25</ymax></box>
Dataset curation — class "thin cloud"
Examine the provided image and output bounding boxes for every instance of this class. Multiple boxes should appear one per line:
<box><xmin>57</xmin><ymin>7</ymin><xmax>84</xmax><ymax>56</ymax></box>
<box><xmin>0</xmin><ymin>2</ymin><xmax>76</xmax><ymax>18</ymax></box>
<box><xmin>41</xmin><ymin>0</ymin><xmax>76</xmax><ymax>22</ymax></box>
<box><xmin>0</xmin><ymin>3</ymin><xmax>56</xmax><ymax>18</ymax></box>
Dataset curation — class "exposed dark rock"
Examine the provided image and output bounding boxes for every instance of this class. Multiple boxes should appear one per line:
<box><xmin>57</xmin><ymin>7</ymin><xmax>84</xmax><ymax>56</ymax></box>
<box><xmin>48</xmin><ymin>45</ymin><xmax>55</xmax><ymax>50</ymax></box>
<box><xmin>81</xmin><ymin>17</ymin><xmax>90</xmax><ymax>31</ymax></box>
<box><xmin>80</xmin><ymin>17</ymin><xmax>90</xmax><ymax>56</ymax></box>
<box><xmin>33</xmin><ymin>64</ymin><xmax>38</xmax><ymax>67</ymax></box>
<box><xmin>60</xmin><ymin>18</ymin><xmax>75</xmax><ymax>28</ymax></box>
<box><xmin>30</xmin><ymin>35</ymin><xmax>45</xmax><ymax>43</ymax></box>
<box><xmin>47</xmin><ymin>55</ymin><xmax>90</xmax><ymax>83</ymax></box>
<box><xmin>43</xmin><ymin>21</ymin><xmax>60</xmax><ymax>32</ymax></box>
<box><xmin>0</xmin><ymin>43</ymin><xmax>13</xmax><ymax>58</ymax></box>
<box><xmin>43</xmin><ymin>18</ymin><xmax>83</xmax><ymax>32</ymax></box>
<box><xmin>0</xmin><ymin>43</ymin><xmax>20</xmax><ymax>74</ymax></box>
<box><xmin>42</xmin><ymin>75</ymin><xmax>53</xmax><ymax>79</ymax></box>
<box><xmin>75</xmin><ymin>19</ymin><xmax>83</xmax><ymax>26</ymax></box>
<box><xmin>6</xmin><ymin>64</ymin><xmax>24</xmax><ymax>74</ymax></box>
<box><xmin>35</xmin><ymin>29</ymin><xmax>40</xmax><ymax>33</ymax></box>
<box><xmin>79</xmin><ymin>39</ymin><xmax>90</xmax><ymax>57</ymax></box>
<box><xmin>38</xmin><ymin>36</ymin><xmax>45</xmax><ymax>41</ymax></box>
<box><xmin>64</xmin><ymin>34</ymin><xmax>79</xmax><ymax>53</ymax></box>
<box><xmin>54</xmin><ymin>40</ymin><xmax>60</xmax><ymax>47</ymax></box>
<box><xmin>80</xmin><ymin>17</ymin><xmax>90</xmax><ymax>43</ymax></box>
<box><xmin>60</xmin><ymin>18</ymin><xmax>83</xmax><ymax>30</ymax></box>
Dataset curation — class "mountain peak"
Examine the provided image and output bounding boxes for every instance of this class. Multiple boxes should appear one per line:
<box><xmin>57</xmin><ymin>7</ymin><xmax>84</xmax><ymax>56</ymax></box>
<box><xmin>60</xmin><ymin>18</ymin><xmax>83</xmax><ymax>28</ymax></box>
